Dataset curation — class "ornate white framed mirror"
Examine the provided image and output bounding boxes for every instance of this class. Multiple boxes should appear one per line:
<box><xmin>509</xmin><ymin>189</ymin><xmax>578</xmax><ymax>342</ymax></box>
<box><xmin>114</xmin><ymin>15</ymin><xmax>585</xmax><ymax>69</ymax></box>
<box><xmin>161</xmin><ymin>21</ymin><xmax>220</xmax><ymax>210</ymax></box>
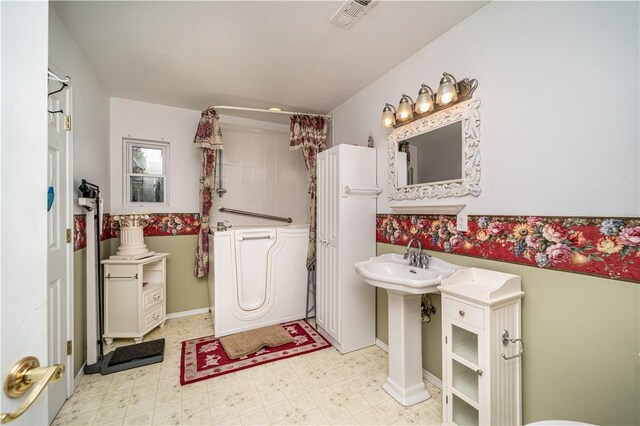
<box><xmin>387</xmin><ymin>98</ymin><xmax>481</xmax><ymax>201</ymax></box>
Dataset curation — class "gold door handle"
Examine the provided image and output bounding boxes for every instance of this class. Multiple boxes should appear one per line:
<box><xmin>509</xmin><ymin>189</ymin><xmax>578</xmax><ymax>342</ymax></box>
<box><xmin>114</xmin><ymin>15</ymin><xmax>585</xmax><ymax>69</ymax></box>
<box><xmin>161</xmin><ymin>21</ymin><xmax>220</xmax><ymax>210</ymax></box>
<box><xmin>1</xmin><ymin>356</ymin><xmax>65</xmax><ymax>424</ymax></box>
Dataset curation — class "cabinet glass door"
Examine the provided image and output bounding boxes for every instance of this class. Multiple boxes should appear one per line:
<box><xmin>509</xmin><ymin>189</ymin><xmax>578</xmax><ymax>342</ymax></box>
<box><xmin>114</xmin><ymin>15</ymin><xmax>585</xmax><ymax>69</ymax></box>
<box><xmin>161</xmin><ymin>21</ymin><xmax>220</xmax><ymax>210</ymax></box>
<box><xmin>447</xmin><ymin>321</ymin><xmax>481</xmax><ymax>426</ymax></box>
<box><xmin>451</xmin><ymin>324</ymin><xmax>478</xmax><ymax>364</ymax></box>
<box><xmin>452</xmin><ymin>394</ymin><xmax>479</xmax><ymax>426</ymax></box>
<box><xmin>452</xmin><ymin>359</ymin><xmax>478</xmax><ymax>403</ymax></box>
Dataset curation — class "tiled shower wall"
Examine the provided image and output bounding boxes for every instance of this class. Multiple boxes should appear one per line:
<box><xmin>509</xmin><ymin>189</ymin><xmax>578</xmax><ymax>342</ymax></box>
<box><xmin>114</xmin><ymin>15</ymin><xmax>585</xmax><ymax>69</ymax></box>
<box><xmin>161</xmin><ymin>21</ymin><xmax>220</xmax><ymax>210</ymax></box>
<box><xmin>211</xmin><ymin>125</ymin><xmax>310</xmax><ymax>227</ymax></box>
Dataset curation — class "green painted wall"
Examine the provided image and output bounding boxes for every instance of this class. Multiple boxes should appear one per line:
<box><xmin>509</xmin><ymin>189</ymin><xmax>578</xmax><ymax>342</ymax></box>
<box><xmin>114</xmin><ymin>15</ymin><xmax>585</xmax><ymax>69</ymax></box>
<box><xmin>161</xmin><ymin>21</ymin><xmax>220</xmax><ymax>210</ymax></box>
<box><xmin>131</xmin><ymin>235</ymin><xmax>209</xmax><ymax>314</ymax></box>
<box><xmin>73</xmin><ymin>249</ymin><xmax>85</xmax><ymax>376</ymax></box>
<box><xmin>376</xmin><ymin>243</ymin><xmax>639</xmax><ymax>426</ymax></box>
<box><xmin>72</xmin><ymin>240</ymin><xmax>113</xmax><ymax>376</ymax></box>
<box><xmin>107</xmin><ymin>236</ymin><xmax>209</xmax><ymax>315</ymax></box>
<box><xmin>72</xmin><ymin>236</ymin><xmax>208</xmax><ymax>376</ymax></box>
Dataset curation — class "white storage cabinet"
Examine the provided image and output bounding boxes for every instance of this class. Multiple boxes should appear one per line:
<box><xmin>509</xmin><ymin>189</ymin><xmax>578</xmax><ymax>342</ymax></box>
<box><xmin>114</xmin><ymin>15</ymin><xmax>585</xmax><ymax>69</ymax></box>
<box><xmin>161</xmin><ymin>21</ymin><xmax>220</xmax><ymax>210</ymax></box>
<box><xmin>438</xmin><ymin>268</ymin><xmax>524</xmax><ymax>426</ymax></box>
<box><xmin>316</xmin><ymin>144</ymin><xmax>377</xmax><ymax>354</ymax></box>
<box><xmin>102</xmin><ymin>253</ymin><xmax>169</xmax><ymax>344</ymax></box>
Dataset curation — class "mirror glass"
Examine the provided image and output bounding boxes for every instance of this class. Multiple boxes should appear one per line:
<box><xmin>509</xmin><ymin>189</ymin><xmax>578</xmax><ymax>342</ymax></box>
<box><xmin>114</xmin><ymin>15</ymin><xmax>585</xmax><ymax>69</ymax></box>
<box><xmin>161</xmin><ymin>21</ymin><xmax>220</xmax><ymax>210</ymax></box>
<box><xmin>396</xmin><ymin>120</ymin><xmax>462</xmax><ymax>187</ymax></box>
<box><xmin>387</xmin><ymin>98</ymin><xmax>480</xmax><ymax>201</ymax></box>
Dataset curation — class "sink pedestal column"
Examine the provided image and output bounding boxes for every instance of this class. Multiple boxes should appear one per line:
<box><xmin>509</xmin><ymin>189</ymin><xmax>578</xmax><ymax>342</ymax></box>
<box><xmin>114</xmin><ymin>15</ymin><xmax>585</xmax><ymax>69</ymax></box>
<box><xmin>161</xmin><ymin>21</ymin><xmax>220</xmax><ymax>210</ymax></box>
<box><xmin>382</xmin><ymin>290</ymin><xmax>430</xmax><ymax>406</ymax></box>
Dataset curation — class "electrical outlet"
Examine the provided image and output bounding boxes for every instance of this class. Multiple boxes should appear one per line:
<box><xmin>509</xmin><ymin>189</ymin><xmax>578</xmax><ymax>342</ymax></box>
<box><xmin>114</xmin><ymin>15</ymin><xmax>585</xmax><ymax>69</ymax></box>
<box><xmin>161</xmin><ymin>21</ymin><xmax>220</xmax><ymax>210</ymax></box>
<box><xmin>457</xmin><ymin>212</ymin><xmax>468</xmax><ymax>232</ymax></box>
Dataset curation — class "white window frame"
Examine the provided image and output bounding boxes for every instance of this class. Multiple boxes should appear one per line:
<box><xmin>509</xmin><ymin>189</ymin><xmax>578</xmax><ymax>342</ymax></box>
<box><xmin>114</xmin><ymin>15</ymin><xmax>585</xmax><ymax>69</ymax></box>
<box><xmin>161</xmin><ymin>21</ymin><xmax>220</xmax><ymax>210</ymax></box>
<box><xmin>123</xmin><ymin>138</ymin><xmax>170</xmax><ymax>208</ymax></box>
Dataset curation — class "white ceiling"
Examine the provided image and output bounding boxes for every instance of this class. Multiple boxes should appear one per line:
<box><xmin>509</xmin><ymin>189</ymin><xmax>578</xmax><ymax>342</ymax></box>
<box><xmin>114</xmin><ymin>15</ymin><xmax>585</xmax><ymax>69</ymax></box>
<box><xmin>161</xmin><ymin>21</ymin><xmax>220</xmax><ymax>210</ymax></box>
<box><xmin>53</xmin><ymin>1</ymin><xmax>487</xmax><ymax>123</ymax></box>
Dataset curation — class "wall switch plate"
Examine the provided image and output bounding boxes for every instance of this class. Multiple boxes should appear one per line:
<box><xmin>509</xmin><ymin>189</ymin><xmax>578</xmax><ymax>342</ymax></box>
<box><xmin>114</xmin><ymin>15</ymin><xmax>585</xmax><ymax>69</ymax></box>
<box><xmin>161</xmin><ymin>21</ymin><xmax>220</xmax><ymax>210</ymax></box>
<box><xmin>457</xmin><ymin>212</ymin><xmax>468</xmax><ymax>232</ymax></box>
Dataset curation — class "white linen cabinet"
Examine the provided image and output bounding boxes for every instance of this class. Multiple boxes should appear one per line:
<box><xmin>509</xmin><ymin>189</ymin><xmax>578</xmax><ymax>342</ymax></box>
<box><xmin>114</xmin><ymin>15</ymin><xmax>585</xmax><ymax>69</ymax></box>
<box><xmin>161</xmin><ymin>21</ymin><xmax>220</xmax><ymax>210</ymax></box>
<box><xmin>438</xmin><ymin>268</ymin><xmax>524</xmax><ymax>426</ymax></box>
<box><xmin>316</xmin><ymin>144</ymin><xmax>377</xmax><ymax>354</ymax></box>
<box><xmin>102</xmin><ymin>253</ymin><xmax>169</xmax><ymax>344</ymax></box>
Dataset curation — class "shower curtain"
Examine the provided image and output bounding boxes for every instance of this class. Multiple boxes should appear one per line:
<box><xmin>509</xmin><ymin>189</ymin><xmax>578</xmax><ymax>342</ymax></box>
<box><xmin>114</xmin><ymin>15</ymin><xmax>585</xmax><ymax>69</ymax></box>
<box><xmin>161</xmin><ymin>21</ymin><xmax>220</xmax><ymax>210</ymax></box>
<box><xmin>289</xmin><ymin>114</ymin><xmax>328</xmax><ymax>268</ymax></box>
<box><xmin>193</xmin><ymin>107</ymin><xmax>223</xmax><ymax>277</ymax></box>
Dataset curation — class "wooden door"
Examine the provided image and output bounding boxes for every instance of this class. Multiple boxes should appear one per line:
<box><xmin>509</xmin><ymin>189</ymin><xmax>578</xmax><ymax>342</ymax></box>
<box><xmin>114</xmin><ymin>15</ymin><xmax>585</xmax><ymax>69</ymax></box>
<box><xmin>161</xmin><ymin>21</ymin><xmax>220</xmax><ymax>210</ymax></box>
<box><xmin>1</xmin><ymin>2</ymin><xmax>55</xmax><ymax>425</ymax></box>
<box><xmin>47</xmin><ymin>71</ymin><xmax>73</xmax><ymax>420</ymax></box>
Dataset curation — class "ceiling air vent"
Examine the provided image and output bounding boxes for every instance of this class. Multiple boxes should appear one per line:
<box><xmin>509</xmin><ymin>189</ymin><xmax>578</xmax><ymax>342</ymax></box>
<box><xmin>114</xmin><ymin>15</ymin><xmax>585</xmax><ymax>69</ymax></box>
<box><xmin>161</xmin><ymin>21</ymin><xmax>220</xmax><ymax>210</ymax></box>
<box><xmin>330</xmin><ymin>0</ymin><xmax>377</xmax><ymax>29</ymax></box>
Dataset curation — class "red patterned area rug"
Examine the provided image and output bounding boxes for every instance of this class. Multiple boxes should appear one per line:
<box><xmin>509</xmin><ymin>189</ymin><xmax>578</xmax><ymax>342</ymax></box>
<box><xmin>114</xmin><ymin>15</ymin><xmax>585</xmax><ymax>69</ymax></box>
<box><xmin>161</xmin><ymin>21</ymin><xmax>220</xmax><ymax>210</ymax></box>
<box><xmin>180</xmin><ymin>320</ymin><xmax>330</xmax><ymax>385</ymax></box>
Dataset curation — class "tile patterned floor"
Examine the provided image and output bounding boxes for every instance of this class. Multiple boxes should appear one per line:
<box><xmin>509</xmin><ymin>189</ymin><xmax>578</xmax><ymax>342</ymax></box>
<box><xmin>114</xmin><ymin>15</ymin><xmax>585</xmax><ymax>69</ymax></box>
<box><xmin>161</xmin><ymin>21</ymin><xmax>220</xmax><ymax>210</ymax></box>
<box><xmin>53</xmin><ymin>314</ymin><xmax>442</xmax><ymax>425</ymax></box>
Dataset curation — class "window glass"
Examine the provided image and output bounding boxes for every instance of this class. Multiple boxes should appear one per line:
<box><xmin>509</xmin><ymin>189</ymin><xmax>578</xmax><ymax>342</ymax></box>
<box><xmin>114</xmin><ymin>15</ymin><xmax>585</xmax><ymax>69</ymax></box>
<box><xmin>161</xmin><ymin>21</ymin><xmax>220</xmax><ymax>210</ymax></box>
<box><xmin>130</xmin><ymin>176</ymin><xmax>164</xmax><ymax>203</ymax></box>
<box><xmin>131</xmin><ymin>146</ymin><xmax>164</xmax><ymax>175</ymax></box>
<box><xmin>124</xmin><ymin>139</ymin><xmax>169</xmax><ymax>206</ymax></box>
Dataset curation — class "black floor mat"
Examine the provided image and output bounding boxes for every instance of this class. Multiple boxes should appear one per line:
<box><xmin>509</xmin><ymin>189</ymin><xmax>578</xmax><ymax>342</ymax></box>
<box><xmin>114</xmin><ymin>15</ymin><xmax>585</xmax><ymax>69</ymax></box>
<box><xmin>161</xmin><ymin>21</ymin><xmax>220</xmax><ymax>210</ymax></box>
<box><xmin>108</xmin><ymin>338</ymin><xmax>165</xmax><ymax>367</ymax></box>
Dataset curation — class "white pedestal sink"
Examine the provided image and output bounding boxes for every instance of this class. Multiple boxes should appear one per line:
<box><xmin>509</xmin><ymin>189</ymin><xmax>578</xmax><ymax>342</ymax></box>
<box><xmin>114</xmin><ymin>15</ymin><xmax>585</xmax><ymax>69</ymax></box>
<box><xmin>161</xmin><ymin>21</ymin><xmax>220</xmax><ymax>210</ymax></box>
<box><xmin>354</xmin><ymin>253</ymin><xmax>461</xmax><ymax>406</ymax></box>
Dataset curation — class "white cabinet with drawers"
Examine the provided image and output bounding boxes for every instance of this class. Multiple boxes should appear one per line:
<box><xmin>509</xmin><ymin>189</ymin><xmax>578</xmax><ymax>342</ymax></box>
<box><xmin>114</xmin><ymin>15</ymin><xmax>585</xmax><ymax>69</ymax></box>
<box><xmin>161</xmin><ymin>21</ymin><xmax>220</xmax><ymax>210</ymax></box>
<box><xmin>438</xmin><ymin>268</ymin><xmax>524</xmax><ymax>426</ymax></box>
<box><xmin>101</xmin><ymin>253</ymin><xmax>169</xmax><ymax>344</ymax></box>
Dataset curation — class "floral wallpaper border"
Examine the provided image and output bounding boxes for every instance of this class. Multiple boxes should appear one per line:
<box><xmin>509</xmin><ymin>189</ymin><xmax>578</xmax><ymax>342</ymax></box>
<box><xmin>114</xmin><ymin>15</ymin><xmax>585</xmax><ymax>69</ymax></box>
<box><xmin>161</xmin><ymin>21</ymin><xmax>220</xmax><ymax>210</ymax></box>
<box><xmin>74</xmin><ymin>212</ymin><xmax>640</xmax><ymax>282</ymax></box>
<box><xmin>73</xmin><ymin>215</ymin><xmax>87</xmax><ymax>251</ymax></box>
<box><xmin>73</xmin><ymin>213</ymin><xmax>201</xmax><ymax>252</ymax></box>
<box><xmin>377</xmin><ymin>214</ymin><xmax>640</xmax><ymax>283</ymax></box>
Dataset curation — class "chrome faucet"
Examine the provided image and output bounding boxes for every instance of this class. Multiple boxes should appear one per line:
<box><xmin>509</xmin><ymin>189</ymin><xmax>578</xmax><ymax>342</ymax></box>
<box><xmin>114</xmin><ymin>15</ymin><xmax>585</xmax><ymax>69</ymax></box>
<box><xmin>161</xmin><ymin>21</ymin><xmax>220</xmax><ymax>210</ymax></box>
<box><xmin>404</xmin><ymin>238</ymin><xmax>421</xmax><ymax>267</ymax></box>
<box><xmin>404</xmin><ymin>238</ymin><xmax>431</xmax><ymax>269</ymax></box>
<box><xmin>418</xmin><ymin>251</ymin><xmax>432</xmax><ymax>269</ymax></box>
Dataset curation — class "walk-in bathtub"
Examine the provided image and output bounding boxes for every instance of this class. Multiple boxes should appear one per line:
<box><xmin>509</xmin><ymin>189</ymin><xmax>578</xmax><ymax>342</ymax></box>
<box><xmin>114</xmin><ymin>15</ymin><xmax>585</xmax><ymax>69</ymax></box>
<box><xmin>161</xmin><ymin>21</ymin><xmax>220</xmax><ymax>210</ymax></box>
<box><xmin>208</xmin><ymin>225</ymin><xmax>310</xmax><ymax>337</ymax></box>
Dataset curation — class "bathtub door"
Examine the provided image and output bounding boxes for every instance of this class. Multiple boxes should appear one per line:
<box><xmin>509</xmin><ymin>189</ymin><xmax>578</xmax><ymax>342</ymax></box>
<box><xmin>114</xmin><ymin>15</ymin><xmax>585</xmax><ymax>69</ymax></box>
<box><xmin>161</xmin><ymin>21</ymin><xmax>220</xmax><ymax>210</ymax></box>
<box><xmin>234</xmin><ymin>229</ymin><xmax>277</xmax><ymax>315</ymax></box>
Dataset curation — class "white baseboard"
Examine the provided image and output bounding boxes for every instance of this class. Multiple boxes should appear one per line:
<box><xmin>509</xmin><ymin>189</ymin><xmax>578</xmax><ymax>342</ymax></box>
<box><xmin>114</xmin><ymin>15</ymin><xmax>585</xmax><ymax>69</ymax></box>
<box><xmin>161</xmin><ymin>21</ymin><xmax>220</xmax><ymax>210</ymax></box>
<box><xmin>166</xmin><ymin>307</ymin><xmax>210</xmax><ymax>320</ymax></box>
<box><xmin>375</xmin><ymin>338</ymin><xmax>442</xmax><ymax>390</ymax></box>
<box><xmin>375</xmin><ymin>338</ymin><xmax>389</xmax><ymax>352</ymax></box>
<box><xmin>422</xmin><ymin>369</ymin><xmax>442</xmax><ymax>389</ymax></box>
<box><xmin>75</xmin><ymin>362</ymin><xmax>86</xmax><ymax>388</ymax></box>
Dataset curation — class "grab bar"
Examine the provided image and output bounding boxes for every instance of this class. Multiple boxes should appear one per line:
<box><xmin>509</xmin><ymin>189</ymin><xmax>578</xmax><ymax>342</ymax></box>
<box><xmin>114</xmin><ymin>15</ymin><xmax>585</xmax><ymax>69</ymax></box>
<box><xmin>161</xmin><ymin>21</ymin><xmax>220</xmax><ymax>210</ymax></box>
<box><xmin>343</xmin><ymin>185</ymin><xmax>382</xmax><ymax>198</ymax></box>
<box><xmin>240</xmin><ymin>235</ymin><xmax>273</xmax><ymax>241</ymax></box>
<box><xmin>218</xmin><ymin>207</ymin><xmax>292</xmax><ymax>223</ymax></box>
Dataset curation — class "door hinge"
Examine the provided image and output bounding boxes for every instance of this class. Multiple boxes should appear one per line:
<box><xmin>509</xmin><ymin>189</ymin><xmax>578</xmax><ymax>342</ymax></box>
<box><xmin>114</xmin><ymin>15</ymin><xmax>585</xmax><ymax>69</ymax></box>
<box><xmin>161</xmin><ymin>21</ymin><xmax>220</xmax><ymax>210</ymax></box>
<box><xmin>445</xmin><ymin>336</ymin><xmax>448</xmax><ymax>344</ymax></box>
<box><xmin>65</xmin><ymin>115</ymin><xmax>72</xmax><ymax>131</ymax></box>
<box><xmin>66</xmin><ymin>228</ymin><xmax>72</xmax><ymax>244</ymax></box>
<box><xmin>446</xmin><ymin>395</ymin><xmax>448</xmax><ymax>404</ymax></box>
<box><xmin>67</xmin><ymin>340</ymin><xmax>72</xmax><ymax>355</ymax></box>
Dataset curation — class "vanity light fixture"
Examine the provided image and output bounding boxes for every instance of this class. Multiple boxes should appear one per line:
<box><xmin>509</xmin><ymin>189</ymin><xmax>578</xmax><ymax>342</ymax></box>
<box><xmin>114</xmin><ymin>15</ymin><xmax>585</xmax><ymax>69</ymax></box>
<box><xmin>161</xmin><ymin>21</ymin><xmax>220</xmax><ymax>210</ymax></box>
<box><xmin>396</xmin><ymin>94</ymin><xmax>414</xmax><ymax>122</ymax></box>
<box><xmin>436</xmin><ymin>72</ymin><xmax>459</xmax><ymax>106</ymax></box>
<box><xmin>381</xmin><ymin>103</ymin><xmax>397</xmax><ymax>128</ymax></box>
<box><xmin>381</xmin><ymin>72</ymin><xmax>478</xmax><ymax>128</ymax></box>
<box><xmin>415</xmin><ymin>84</ymin><xmax>434</xmax><ymax>114</ymax></box>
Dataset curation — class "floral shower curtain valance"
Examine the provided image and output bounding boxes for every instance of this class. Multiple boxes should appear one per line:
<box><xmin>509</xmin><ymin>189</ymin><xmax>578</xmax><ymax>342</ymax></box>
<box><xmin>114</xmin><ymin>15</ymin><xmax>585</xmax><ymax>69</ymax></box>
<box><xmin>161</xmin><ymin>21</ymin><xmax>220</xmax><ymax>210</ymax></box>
<box><xmin>290</xmin><ymin>115</ymin><xmax>328</xmax><ymax>151</ymax></box>
<box><xmin>290</xmin><ymin>115</ymin><xmax>328</xmax><ymax>268</ymax></box>
<box><xmin>193</xmin><ymin>107</ymin><xmax>223</xmax><ymax>277</ymax></box>
<box><xmin>194</xmin><ymin>107</ymin><xmax>224</xmax><ymax>150</ymax></box>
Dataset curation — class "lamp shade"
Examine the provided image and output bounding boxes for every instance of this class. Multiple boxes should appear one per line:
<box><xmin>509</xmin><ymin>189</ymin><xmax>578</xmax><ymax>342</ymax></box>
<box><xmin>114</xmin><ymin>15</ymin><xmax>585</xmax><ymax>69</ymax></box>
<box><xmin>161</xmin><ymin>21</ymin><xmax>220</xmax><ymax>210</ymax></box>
<box><xmin>415</xmin><ymin>84</ymin><xmax>434</xmax><ymax>114</ymax></box>
<box><xmin>396</xmin><ymin>94</ymin><xmax>414</xmax><ymax>122</ymax></box>
<box><xmin>436</xmin><ymin>73</ymin><xmax>459</xmax><ymax>105</ymax></box>
<box><xmin>381</xmin><ymin>104</ymin><xmax>396</xmax><ymax>128</ymax></box>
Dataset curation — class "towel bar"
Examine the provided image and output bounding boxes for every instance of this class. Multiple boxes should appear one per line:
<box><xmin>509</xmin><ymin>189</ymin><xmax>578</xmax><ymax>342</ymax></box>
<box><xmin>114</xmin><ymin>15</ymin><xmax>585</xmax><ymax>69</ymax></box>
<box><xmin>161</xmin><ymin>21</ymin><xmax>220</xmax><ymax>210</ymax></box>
<box><xmin>501</xmin><ymin>329</ymin><xmax>524</xmax><ymax>360</ymax></box>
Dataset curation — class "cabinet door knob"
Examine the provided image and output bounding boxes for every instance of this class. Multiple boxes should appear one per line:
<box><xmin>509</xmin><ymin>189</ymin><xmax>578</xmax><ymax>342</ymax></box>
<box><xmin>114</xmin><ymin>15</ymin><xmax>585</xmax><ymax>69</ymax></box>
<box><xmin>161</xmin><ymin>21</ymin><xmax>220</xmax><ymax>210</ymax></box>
<box><xmin>153</xmin><ymin>295</ymin><xmax>160</xmax><ymax>300</ymax></box>
<box><xmin>153</xmin><ymin>314</ymin><xmax>159</xmax><ymax>319</ymax></box>
<box><xmin>459</xmin><ymin>310</ymin><xmax>465</xmax><ymax>317</ymax></box>
<box><xmin>476</xmin><ymin>369</ymin><xmax>483</xmax><ymax>376</ymax></box>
